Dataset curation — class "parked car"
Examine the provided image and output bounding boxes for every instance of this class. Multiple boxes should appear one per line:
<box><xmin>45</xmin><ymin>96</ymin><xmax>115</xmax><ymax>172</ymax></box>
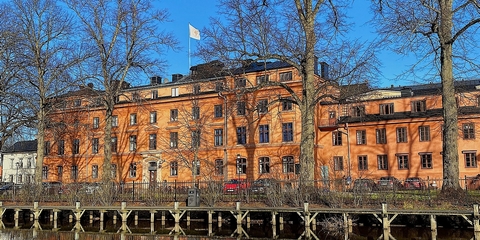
<box><xmin>353</xmin><ymin>178</ymin><xmax>377</xmax><ymax>192</ymax></box>
<box><xmin>43</xmin><ymin>181</ymin><xmax>63</xmax><ymax>194</ymax></box>
<box><xmin>404</xmin><ymin>177</ymin><xmax>425</xmax><ymax>190</ymax></box>
<box><xmin>223</xmin><ymin>179</ymin><xmax>249</xmax><ymax>194</ymax></box>
<box><xmin>378</xmin><ymin>176</ymin><xmax>403</xmax><ymax>190</ymax></box>
<box><xmin>250</xmin><ymin>178</ymin><xmax>278</xmax><ymax>193</ymax></box>
<box><xmin>0</xmin><ymin>183</ymin><xmax>22</xmax><ymax>194</ymax></box>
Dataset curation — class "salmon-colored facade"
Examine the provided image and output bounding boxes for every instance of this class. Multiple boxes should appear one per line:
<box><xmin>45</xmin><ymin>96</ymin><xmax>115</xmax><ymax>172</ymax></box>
<box><xmin>43</xmin><ymin>61</ymin><xmax>480</xmax><ymax>184</ymax></box>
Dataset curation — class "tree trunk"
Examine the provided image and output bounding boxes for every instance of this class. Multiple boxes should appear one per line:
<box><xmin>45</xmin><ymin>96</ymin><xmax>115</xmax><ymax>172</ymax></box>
<box><xmin>35</xmin><ymin>104</ymin><xmax>45</xmax><ymax>184</ymax></box>
<box><xmin>102</xmin><ymin>97</ymin><xmax>114</xmax><ymax>183</ymax></box>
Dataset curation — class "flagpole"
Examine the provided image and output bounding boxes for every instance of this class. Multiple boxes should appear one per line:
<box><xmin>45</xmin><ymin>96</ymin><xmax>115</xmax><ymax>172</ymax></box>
<box><xmin>189</xmin><ymin>32</ymin><xmax>191</xmax><ymax>70</ymax></box>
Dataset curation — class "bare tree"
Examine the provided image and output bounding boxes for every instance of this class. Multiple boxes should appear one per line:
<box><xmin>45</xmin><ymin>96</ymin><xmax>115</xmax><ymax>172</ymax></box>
<box><xmin>64</xmin><ymin>0</ymin><xmax>178</xmax><ymax>183</ymax></box>
<box><xmin>197</xmin><ymin>0</ymin><xmax>378</xmax><ymax>185</ymax></box>
<box><xmin>372</xmin><ymin>0</ymin><xmax>480</xmax><ymax>192</ymax></box>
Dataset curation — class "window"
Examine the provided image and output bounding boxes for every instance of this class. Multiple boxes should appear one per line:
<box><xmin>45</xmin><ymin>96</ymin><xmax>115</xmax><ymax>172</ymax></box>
<box><xmin>111</xmin><ymin>164</ymin><xmax>117</xmax><ymax>178</ymax></box>
<box><xmin>358</xmin><ymin>155</ymin><xmax>368</xmax><ymax>170</ymax></box>
<box><xmin>236</xmin><ymin>157</ymin><xmax>247</xmax><ymax>174</ymax></box>
<box><xmin>93</xmin><ymin>117</ymin><xmax>100</xmax><ymax>129</ymax></box>
<box><xmin>92</xmin><ymin>165</ymin><xmax>98</xmax><ymax>179</ymax></box>
<box><xmin>259</xmin><ymin>157</ymin><xmax>270</xmax><ymax>173</ymax></box>
<box><xmin>379</xmin><ymin>103</ymin><xmax>394</xmax><ymax>115</ymax></box>
<box><xmin>42</xmin><ymin>166</ymin><xmax>48</xmax><ymax>179</ymax></box>
<box><xmin>170</xmin><ymin>161</ymin><xmax>178</xmax><ymax>176</ymax></box>
<box><xmin>193</xmin><ymin>84</ymin><xmax>200</xmax><ymax>94</ymax></box>
<box><xmin>150</xmin><ymin>111</ymin><xmax>157</xmax><ymax>124</ymax></box>
<box><xmin>57</xmin><ymin>166</ymin><xmax>63</xmax><ymax>181</ymax></box>
<box><xmin>191</xmin><ymin>130</ymin><xmax>201</xmax><ymax>148</ymax></box>
<box><xmin>420</xmin><ymin>153</ymin><xmax>433</xmax><ymax>169</ymax></box>
<box><xmin>26</xmin><ymin>158</ymin><xmax>32</xmax><ymax>168</ymax></box>
<box><xmin>282</xmin><ymin>156</ymin><xmax>295</xmax><ymax>173</ymax></box>
<box><xmin>44</xmin><ymin>141</ymin><xmax>50</xmax><ymax>155</ymax></box>
<box><xmin>74</xmin><ymin>119</ymin><xmax>80</xmax><ymax>128</ymax></box>
<box><xmin>111</xmin><ymin>137</ymin><xmax>118</xmax><ymax>153</ymax></box>
<box><xmin>214</xmin><ymin>105</ymin><xmax>223</xmax><ymax>118</ymax></box>
<box><xmin>172</xmin><ymin>87</ymin><xmax>179</xmax><ymax>97</ymax></box>
<box><xmin>279</xmin><ymin>71</ymin><xmax>292</xmax><ymax>81</ymax></box>
<box><xmin>237</xmin><ymin>126</ymin><xmax>247</xmax><ymax>144</ymax></box>
<box><xmin>192</xmin><ymin>160</ymin><xmax>200</xmax><ymax>175</ymax></box>
<box><xmin>282</xmin><ymin>97</ymin><xmax>293</xmax><ymax>111</ymax></box>
<box><xmin>377</xmin><ymin>155</ymin><xmax>388</xmax><ymax>170</ymax></box>
<box><xmin>74</xmin><ymin>99</ymin><xmax>81</xmax><ymax>107</ymax></box>
<box><xmin>18</xmin><ymin>174</ymin><xmax>22</xmax><ymax>183</ymax></box>
<box><xmin>237</xmin><ymin>101</ymin><xmax>246</xmax><ymax>115</ymax></box>
<box><xmin>396</xmin><ymin>127</ymin><xmax>407</xmax><ymax>143</ymax></box>
<box><xmin>259</xmin><ymin>124</ymin><xmax>269</xmax><ymax>143</ymax></box>
<box><xmin>132</xmin><ymin>92</ymin><xmax>140</xmax><ymax>101</ymax></box>
<box><xmin>411</xmin><ymin>100</ymin><xmax>426</xmax><ymax>112</ymax></box>
<box><xmin>282</xmin><ymin>122</ymin><xmax>294</xmax><ymax>142</ymax></box>
<box><xmin>351</xmin><ymin>105</ymin><xmax>365</xmax><ymax>117</ymax></box>
<box><xmin>356</xmin><ymin>130</ymin><xmax>366</xmax><ymax>145</ymax></box>
<box><xmin>170</xmin><ymin>109</ymin><xmax>178</xmax><ymax>121</ymax></box>
<box><xmin>92</xmin><ymin>138</ymin><xmax>99</xmax><ymax>154</ymax></box>
<box><xmin>170</xmin><ymin>132</ymin><xmax>178</xmax><ymax>148</ymax></box>
<box><xmin>256</xmin><ymin>74</ymin><xmax>269</xmax><ymax>84</ymax></box>
<box><xmin>334</xmin><ymin>156</ymin><xmax>344</xmax><ymax>171</ymax></box>
<box><xmin>215</xmin><ymin>82</ymin><xmax>224</xmax><ymax>92</ymax></box>
<box><xmin>464</xmin><ymin>151</ymin><xmax>477</xmax><ymax>168</ymax></box>
<box><xmin>112</xmin><ymin>115</ymin><xmax>118</xmax><ymax>127</ymax></box>
<box><xmin>419</xmin><ymin>126</ymin><xmax>430</xmax><ymax>141</ymax></box>
<box><xmin>129</xmin><ymin>135</ymin><xmax>137</xmax><ymax>151</ymax></box>
<box><xmin>376</xmin><ymin>128</ymin><xmax>387</xmax><ymax>144</ymax></box>
<box><xmin>235</xmin><ymin>78</ymin><xmax>246</xmax><ymax>88</ymax></box>
<box><xmin>463</xmin><ymin>123</ymin><xmax>475</xmax><ymax>139</ymax></box>
<box><xmin>151</xmin><ymin>90</ymin><xmax>158</xmax><ymax>99</ymax></box>
<box><xmin>214</xmin><ymin>129</ymin><xmax>223</xmax><ymax>146</ymax></box>
<box><xmin>257</xmin><ymin>99</ymin><xmax>268</xmax><ymax>114</ymax></box>
<box><xmin>192</xmin><ymin>106</ymin><xmax>200</xmax><ymax>120</ymax></box>
<box><xmin>71</xmin><ymin>165</ymin><xmax>78</xmax><ymax>180</ymax></box>
<box><xmin>149</xmin><ymin>134</ymin><xmax>157</xmax><ymax>150</ymax></box>
<box><xmin>130</xmin><ymin>113</ymin><xmax>137</xmax><ymax>125</ymax></box>
<box><xmin>73</xmin><ymin>139</ymin><xmax>80</xmax><ymax>154</ymax></box>
<box><xmin>332</xmin><ymin>131</ymin><xmax>343</xmax><ymax>146</ymax></box>
<box><xmin>397</xmin><ymin>154</ymin><xmax>409</xmax><ymax>170</ymax></box>
<box><xmin>215</xmin><ymin>159</ymin><xmax>223</xmax><ymax>175</ymax></box>
<box><xmin>129</xmin><ymin>163</ymin><xmax>137</xmax><ymax>177</ymax></box>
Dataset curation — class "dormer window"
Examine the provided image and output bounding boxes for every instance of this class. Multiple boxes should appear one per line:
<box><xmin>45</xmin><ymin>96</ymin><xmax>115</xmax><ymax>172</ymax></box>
<box><xmin>193</xmin><ymin>84</ymin><xmax>200</xmax><ymax>94</ymax></box>
<box><xmin>279</xmin><ymin>71</ymin><xmax>292</xmax><ymax>81</ymax></box>
<box><xmin>411</xmin><ymin>100</ymin><xmax>426</xmax><ymax>112</ymax></box>
<box><xmin>379</xmin><ymin>103</ymin><xmax>394</xmax><ymax>115</ymax></box>
<box><xmin>256</xmin><ymin>75</ymin><xmax>269</xmax><ymax>84</ymax></box>
<box><xmin>351</xmin><ymin>105</ymin><xmax>365</xmax><ymax>117</ymax></box>
<box><xmin>235</xmin><ymin>78</ymin><xmax>246</xmax><ymax>88</ymax></box>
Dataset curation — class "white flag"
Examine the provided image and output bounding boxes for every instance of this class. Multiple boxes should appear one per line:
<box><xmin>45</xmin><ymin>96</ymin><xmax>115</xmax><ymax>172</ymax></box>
<box><xmin>189</xmin><ymin>24</ymin><xmax>200</xmax><ymax>40</ymax></box>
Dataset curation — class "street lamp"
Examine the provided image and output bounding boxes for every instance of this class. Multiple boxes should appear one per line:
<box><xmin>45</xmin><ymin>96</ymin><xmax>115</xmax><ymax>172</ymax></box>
<box><xmin>14</xmin><ymin>162</ymin><xmax>19</xmax><ymax>200</ymax></box>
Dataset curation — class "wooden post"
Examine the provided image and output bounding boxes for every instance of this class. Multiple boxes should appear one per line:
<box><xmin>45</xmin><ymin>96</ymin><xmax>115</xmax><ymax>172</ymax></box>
<box><xmin>161</xmin><ymin>211</ymin><xmax>166</xmax><ymax>226</ymax></box>
<box><xmin>246</xmin><ymin>212</ymin><xmax>250</xmax><ymax>229</ymax></box>
<box><xmin>382</xmin><ymin>203</ymin><xmax>389</xmax><ymax>240</ymax></box>
<box><xmin>430</xmin><ymin>214</ymin><xmax>437</xmax><ymax>239</ymax></box>
<box><xmin>217</xmin><ymin>212</ymin><xmax>222</xmax><ymax>228</ymax></box>
<box><xmin>134</xmin><ymin>211</ymin><xmax>138</xmax><ymax>226</ymax></box>
<box><xmin>187</xmin><ymin>211</ymin><xmax>191</xmax><ymax>227</ymax></box>
<box><xmin>271</xmin><ymin>211</ymin><xmax>277</xmax><ymax>226</ymax></box>
<box><xmin>474</xmin><ymin>204</ymin><xmax>480</xmax><ymax>239</ymax></box>
<box><xmin>304</xmin><ymin>202</ymin><xmax>310</xmax><ymax>238</ymax></box>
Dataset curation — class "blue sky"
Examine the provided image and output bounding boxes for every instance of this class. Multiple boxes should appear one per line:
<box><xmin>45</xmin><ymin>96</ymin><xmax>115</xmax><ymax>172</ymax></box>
<box><xmin>156</xmin><ymin>0</ymin><xmax>417</xmax><ymax>88</ymax></box>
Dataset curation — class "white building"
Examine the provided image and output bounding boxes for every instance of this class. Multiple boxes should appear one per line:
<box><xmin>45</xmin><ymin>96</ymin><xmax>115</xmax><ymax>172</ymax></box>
<box><xmin>1</xmin><ymin>140</ymin><xmax>37</xmax><ymax>184</ymax></box>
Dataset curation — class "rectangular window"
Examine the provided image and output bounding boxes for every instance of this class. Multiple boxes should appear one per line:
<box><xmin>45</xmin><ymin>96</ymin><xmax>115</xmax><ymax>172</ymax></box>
<box><xmin>396</xmin><ymin>127</ymin><xmax>407</xmax><ymax>143</ymax></box>
<box><xmin>170</xmin><ymin>109</ymin><xmax>178</xmax><ymax>121</ymax></box>
<box><xmin>351</xmin><ymin>106</ymin><xmax>365</xmax><ymax>117</ymax></box>
<box><xmin>92</xmin><ymin>165</ymin><xmax>98</xmax><ymax>179</ymax></box>
<box><xmin>256</xmin><ymin>74</ymin><xmax>269</xmax><ymax>84</ymax></box>
<box><xmin>111</xmin><ymin>164</ymin><xmax>117</xmax><ymax>178</ymax></box>
<box><xmin>235</xmin><ymin>78</ymin><xmax>246</xmax><ymax>88</ymax></box>
<box><xmin>170</xmin><ymin>161</ymin><xmax>178</xmax><ymax>176</ymax></box>
<box><xmin>93</xmin><ymin>117</ymin><xmax>100</xmax><ymax>129</ymax></box>
<box><xmin>358</xmin><ymin>155</ymin><xmax>368</xmax><ymax>170</ymax></box>
<box><xmin>259</xmin><ymin>124</ymin><xmax>269</xmax><ymax>143</ymax></box>
<box><xmin>465</xmin><ymin>152</ymin><xmax>477</xmax><ymax>168</ymax></box>
<box><xmin>171</xmin><ymin>87</ymin><xmax>179</xmax><ymax>97</ymax></box>
<box><xmin>130</xmin><ymin>113</ymin><xmax>137</xmax><ymax>125</ymax></box>
<box><xmin>236</xmin><ymin>157</ymin><xmax>247</xmax><ymax>174</ymax></box>
<box><xmin>42</xmin><ymin>166</ymin><xmax>48</xmax><ymax>179</ymax></box>
<box><xmin>463</xmin><ymin>123</ymin><xmax>475</xmax><ymax>139</ymax></box>
<box><xmin>356</xmin><ymin>130</ymin><xmax>366</xmax><ymax>145</ymax></box>
<box><xmin>279</xmin><ymin>71</ymin><xmax>293</xmax><ymax>81</ymax></box>
<box><xmin>237</xmin><ymin>101</ymin><xmax>246</xmax><ymax>115</ymax></box>
<box><xmin>132</xmin><ymin>92</ymin><xmax>140</xmax><ymax>101</ymax></box>
<box><xmin>377</xmin><ymin>155</ymin><xmax>388</xmax><ymax>170</ymax></box>
<box><xmin>149</xmin><ymin>134</ymin><xmax>157</xmax><ymax>150</ymax></box>
<box><xmin>411</xmin><ymin>100</ymin><xmax>426</xmax><ymax>112</ymax></box>
<box><xmin>27</xmin><ymin>158</ymin><xmax>32</xmax><ymax>168</ymax></box>
<box><xmin>215</xmin><ymin>82</ymin><xmax>224</xmax><ymax>92</ymax></box>
<box><xmin>282</xmin><ymin>97</ymin><xmax>293</xmax><ymax>111</ymax></box>
<box><xmin>282</xmin><ymin>156</ymin><xmax>295</xmax><ymax>173</ymax></box>
<box><xmin>420</xmin><ymin>153</ymin><xmax>433</xmax><ymax>169</ymax></box>
<box><xmin>92</xmin><ymin>138</ymin><xmax>99</xmax><ymax>154</ymax></box>
<box><xmin>18</xmin><ymin>174</ymin><xmax>22</xmax><ymax>183</ymax></box>
<box><xmin>259</xmin><ymin>157</ymin><xmax>270</xmax><ymax>173</ymax></box>
<box><xmin>397</xmin><ymin>154</ymin><xmax>409</xmax><ymax>169</ymax></box>
<box><xmin>257</xmin><ymin>99</ymin><xmax>268</xmax><ymax>114</ymax></box>
<box><xmin>71</xmin><ymin>165</ymin><xmax>78</xmax><ymax>180</ymax></box>
<box><xmin>332</xmin><ymin>131</ymin><xmax>343</xmax><ymax>146</ymax></box>
<box><xmin>192</xmin><ymin>160</ymin><xmax>200</xmax><ymax>176</ymax></box>
<box><xmin>419</xmin><ymin>126</ymin><xmax>430</xmax><ymax>142</ymax></box>
<box><xmin>129</xmin><ymin>163</ymin><xmax>137</xmax><ymax>177</ymax></box>
<box><xmin>57</xmin><ymin>139</ymin><xmax>65</xmax><ymax>155</ymax></box>
<box><xmin>74</xmin><ymin>99</ymin><xmax>81</xmax><ymax>107</ymax></box>
<box><xmin>129</xmin><ymin>135</ymin><xmax>137</xmax><ymax>151</ymax></box>
<box><xmin>44</xmin><ymin>141</ymin><xmax>50</xmax><ymax>155</ymax></box>
<box><xmin>151</xmin><ymin>90</ymin><xmax>158</xmax><ymax>99</ymax></box>
<box><xmin>214</xmin><ymin>105</ymin><xmax>223</xmax><ymax>118</ymax></box>
<box><xmin>57</xmin><ymin>166</ymin><xmax>63</xmax><ymax>181</ymax></box>
<box><xmin>112</xmin><ymin>115</ymin><xmax>118</xmax><ymax>127</ymax></box>
<box><xmin>170</xmin><ymin>132</ymin><xmax>178</xmax><ymax>148</ymax></box>
<box><xmin>334</xmin><ymin>156</ymin><xmax>344</xmax><ymax>171</ymax></box>
<box><xmin>150</xmin><ymin>111</ymin><xmax>157</xmax><ymax>124</ymax></box>
<box><xmin>376</xmin><ymin>128</ymin><xmax>387</xmax><ymax>144</ymax></box>
<box><xmin>379</xmin><ymin>103</ymin><xmax>394</xmax><ymax>115</ymax></box>
<box><xmin>72</xmin><ymin>139</ymin><xmax>80</xmax><ymax>154</ymax></box>
<box><xmin>191</xmin><ymin>130</ymin><xmax>201</xmax><ymax>148</ymax></box>
<box><xmin>192</xmin><ymin>106</ymin><xmax>200</xmax><ymax>120</ymax></box>
<box><xmin>111</xmin><ymin>137</ymin><xmax>118</xmax><ymax>152</ymax></box>
<box><xmin>237</xmin><ymin>126</ymin><xmax>247</xmax><ymax>144</ymax></box>
<box><xmin>214</xmin><ymin>129</ymin><xmax>223</xmax><ymax>146</ymax></box>
<box><xmin>215</xmin><ymin>159</ymin><xmax>223</xmax><ymax>175</ymax></box>
<box><xmin>193</xmin><ymin>84</ymin><xmax>201</xmax><ymax>94</ymax></box>
<box><xmin>282</xmin><ymin>122</ymin><xmax>294</xmax><ymax>142</ymax></box>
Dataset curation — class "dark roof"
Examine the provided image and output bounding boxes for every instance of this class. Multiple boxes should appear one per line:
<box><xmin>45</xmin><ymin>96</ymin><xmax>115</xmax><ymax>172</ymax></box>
<box><xmin>386</xmin><ymin>79</ymin><xmax>480</xmax><ymax>96</ymax></box>
<box><xmin>4</xmin><ymin>140</ymin><xmax>37</xmax><ymax>153</ymax></box>
<box><xmin>234</xmin><ymin>61</ymin><xmax>293</xmax><ymax>74</ymax></box>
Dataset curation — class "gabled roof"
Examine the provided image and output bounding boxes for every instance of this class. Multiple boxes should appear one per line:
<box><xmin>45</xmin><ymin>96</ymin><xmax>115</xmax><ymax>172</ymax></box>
<box><xmin>4</xmin><ymin>140</ymin><xmax>37</xmax><ymax>153</ymax></box>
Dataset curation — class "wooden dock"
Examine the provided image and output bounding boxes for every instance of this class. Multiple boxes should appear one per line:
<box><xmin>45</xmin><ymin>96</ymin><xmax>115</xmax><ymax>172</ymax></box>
<box><xmin>0</xmin><ymin>201</ymin><xmax>479</xmax><ymax>240</ymax></box>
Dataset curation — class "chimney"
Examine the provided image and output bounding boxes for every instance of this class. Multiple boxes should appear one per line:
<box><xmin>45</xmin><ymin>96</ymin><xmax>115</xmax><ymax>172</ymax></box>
<box><xmin>320</xmin><ymin>62</ymin><xmax>329</xmax><ymax>80</ymax></box>
<box><xmin>150</xmin><ymin>76</ymin><xmax>161</xmax><ymax>85</ymax></box>
<box><xmin>172</xmin><ymin>74</ymin><xmax>183</xmax><ymax>82</ymax></box>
